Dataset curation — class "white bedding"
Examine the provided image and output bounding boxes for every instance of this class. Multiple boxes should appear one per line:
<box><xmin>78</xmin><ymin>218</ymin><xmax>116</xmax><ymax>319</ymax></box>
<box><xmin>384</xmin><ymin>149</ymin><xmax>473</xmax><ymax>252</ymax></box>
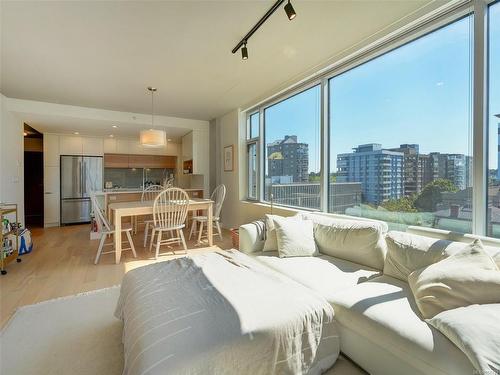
<box><xmin>115</xmin><ymin>250</ymin><xmax>339</xmax><ymax>375</ymax></box>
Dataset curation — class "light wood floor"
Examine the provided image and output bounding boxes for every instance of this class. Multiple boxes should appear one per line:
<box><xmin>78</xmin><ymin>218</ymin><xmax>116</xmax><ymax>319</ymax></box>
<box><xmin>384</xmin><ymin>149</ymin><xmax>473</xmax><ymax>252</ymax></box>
<box><xmin>0</xmin><ymin>223</ymin><xmax>233</xmax><ymax>328</ymax></box>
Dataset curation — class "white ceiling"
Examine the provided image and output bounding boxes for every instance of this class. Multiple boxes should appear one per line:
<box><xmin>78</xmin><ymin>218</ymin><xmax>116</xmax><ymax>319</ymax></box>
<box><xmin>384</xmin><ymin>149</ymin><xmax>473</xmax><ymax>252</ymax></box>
<box><xmin>1</xmin><ymin>0</ymin><xmax>448</xmax><ymax>122</ymax></box>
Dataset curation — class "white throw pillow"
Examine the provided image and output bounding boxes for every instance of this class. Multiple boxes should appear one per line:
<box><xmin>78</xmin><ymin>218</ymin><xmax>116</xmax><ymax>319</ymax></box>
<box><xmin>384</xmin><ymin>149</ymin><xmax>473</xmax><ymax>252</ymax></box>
<box><xmin>273</xmin><ymin>216</ymin><xmax>317</xmax><ymax>258</ymax></box>
<box><xmin>384</xmin><ymin>231</ymin><xmax>467</xmax><ymax>282</ymax></box>
<box><xmin>312</xmin><ymin>218</ymin><xmax>387</xmax><ymax>270</ymax></box>
<box><xmin>263</xmin><ymin>214</ymin><xmax>303</xmax><ymax>252</ymax></box>
<box><xmin>408</xmin><ymin>240</ymin><xmax>500</xmax><ymax>319</ymax></box>
<box><xmin>429</xmin><ymin>304</ymin><xmax>500</xmax><ymax>375</ymax></box>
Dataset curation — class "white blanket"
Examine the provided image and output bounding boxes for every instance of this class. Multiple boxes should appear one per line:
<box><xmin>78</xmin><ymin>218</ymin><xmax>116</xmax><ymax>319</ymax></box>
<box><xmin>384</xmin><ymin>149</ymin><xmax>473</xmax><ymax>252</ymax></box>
<box><xmin>115</xmin><ymin>250</ymin><xmax>339</xmax><ymax>375</ymax></box>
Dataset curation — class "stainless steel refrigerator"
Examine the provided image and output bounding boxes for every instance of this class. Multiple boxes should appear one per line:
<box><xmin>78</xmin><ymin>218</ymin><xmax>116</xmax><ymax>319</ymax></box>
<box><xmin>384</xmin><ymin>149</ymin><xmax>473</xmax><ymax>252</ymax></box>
<box><xmin>60</xmin><ymin>155</ymin><xmax>103</xmax><ymax>225</ymax></box>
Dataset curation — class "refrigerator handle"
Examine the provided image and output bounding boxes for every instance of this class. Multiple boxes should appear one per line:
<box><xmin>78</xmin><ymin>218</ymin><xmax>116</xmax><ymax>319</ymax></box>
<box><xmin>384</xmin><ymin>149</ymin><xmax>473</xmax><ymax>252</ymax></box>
<box><xmin>82</xmin><ymin>159</ymin><xmax>87</xmax><ymax>196</ymax></box>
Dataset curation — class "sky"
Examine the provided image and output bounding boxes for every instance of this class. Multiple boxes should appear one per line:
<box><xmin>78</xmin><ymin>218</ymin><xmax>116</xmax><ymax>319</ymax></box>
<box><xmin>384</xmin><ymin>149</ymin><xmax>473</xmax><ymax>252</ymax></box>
<box><xmin>264</xmin><ymin>4</ymin><xmax>500</xmax><ymax>174</ymax></box>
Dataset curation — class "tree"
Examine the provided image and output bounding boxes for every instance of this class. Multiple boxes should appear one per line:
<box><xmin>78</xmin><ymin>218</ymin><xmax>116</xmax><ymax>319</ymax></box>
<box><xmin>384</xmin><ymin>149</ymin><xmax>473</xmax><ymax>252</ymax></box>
<box><xmin>380</xmin><ymin>196</ymin><xmax>417</xmax><ymax>212</ymax></box>
<box><xmin>414</xmin><ymin>179</ymin><xmax>458</xmax><ymax>212</ymax></box>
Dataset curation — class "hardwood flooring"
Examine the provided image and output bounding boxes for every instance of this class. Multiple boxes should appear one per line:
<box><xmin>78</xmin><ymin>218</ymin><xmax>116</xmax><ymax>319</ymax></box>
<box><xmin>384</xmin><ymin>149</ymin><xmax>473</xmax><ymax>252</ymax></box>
<box><xmin>0</xmin><ymin>224</ymin><xmax>233</xmax><ymax>328</ymax></box>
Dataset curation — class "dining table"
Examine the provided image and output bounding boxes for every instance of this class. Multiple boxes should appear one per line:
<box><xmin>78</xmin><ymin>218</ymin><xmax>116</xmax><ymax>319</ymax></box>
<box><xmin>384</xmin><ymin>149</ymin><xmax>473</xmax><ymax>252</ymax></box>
<box><xmin>108</xmin><ymin>198</ymin><xmax>214</xmax><ymax>264</ymax></box>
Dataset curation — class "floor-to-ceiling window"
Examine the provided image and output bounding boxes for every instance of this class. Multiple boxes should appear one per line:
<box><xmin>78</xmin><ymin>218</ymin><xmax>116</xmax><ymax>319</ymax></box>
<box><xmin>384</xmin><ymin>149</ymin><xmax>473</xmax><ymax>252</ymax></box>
<box><xmin>487</xmin><ymin>1</ymin><xmax>500</xmax><ymax>238</ymax></box>
<box><xmin>329</xmin><ymin>17</ymin><xmax>473</xmax><ymax>233</ymax></box>
<box><xmin>263</xmin><ymin>85</ymin><xmax>321</xmax><ymax>210</ymax></box>
<box><xmin>245</xmin><ymin>2</ymin><xmax>500</xmax><ymax>238</ymax></box>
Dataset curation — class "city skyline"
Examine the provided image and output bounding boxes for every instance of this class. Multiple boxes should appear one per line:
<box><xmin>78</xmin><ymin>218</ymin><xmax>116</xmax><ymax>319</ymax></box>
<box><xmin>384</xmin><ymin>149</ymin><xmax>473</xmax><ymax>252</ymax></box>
<box><xmin>264</xmin><ymin>11</ymin><xmax>500</xmax><ymax>173</ymax></box>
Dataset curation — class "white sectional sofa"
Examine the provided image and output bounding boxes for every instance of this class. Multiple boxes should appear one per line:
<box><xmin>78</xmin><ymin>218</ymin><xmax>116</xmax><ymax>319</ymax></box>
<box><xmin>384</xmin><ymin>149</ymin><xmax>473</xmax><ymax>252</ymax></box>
<box><xmin>239</xmin><ymin>212</ymin><xmax>500</xmax><ymax>375</ymax></box>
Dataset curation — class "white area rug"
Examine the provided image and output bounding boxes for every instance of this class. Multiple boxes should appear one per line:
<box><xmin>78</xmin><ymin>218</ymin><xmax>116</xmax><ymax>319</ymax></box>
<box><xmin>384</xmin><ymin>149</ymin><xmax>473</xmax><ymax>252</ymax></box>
<box><xmin>1</xmin><ymin>286</ymin><xmax>365</xmax><ymax>375</ymax></box>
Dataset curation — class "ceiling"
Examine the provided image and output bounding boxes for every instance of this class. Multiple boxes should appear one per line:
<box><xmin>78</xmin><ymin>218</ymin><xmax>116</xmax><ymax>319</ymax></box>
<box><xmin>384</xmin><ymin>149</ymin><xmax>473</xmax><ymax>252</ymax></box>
<box><xmin>1</xmin><ymin>0</ymin><xmax>448</xmax><ymax>121</ymax></box>
<box><xmin>17</xmin><ymin>112</ymin><xmax>187</xmax><ymax>142</ymax></box>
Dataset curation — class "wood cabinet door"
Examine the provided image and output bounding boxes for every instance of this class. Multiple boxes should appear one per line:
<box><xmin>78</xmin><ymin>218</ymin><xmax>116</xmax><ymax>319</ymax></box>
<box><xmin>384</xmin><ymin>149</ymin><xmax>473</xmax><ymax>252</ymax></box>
<box><xmin>104</xmin><ymin>154</ymin><xmax>129</xmax><ymax>168</ymax></box>
<box><xmin>129</xmin><ymin>155</ymin><xmax>153</xmax><ymax>168</ymax></box>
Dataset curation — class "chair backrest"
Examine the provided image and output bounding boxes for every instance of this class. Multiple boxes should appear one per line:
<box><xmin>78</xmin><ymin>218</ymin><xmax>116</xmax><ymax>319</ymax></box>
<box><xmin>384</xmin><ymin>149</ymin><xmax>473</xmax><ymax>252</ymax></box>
<box><xmin>211</xmin><ymin>184</ymin><xmax>226</xmax><ymax>218</ymax></box>
<box><xmin>142</xmin><ymin>184</ymin><xmax>163</xmax><ymax>202</ymax></box>
<box><xmin>153</xmin><ymin>187</ymin><xmax>190</xmax><ymax>229</ymax></box>
<box><xmin>164</xmin><ymin>176</ymin><xmax>175</xmax><ymax>189</ymax></box>
<box><xmin>90</xmin><ymin>192</ymin><xmax>112</xmax><ymax>233</ymax></box>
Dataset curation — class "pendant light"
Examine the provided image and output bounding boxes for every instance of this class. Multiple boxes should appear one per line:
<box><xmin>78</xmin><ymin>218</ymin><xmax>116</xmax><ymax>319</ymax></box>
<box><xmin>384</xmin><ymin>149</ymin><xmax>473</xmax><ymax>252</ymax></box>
<box><xmin>140</xmin><ymin>87</ymin><xmax>166</xmax><ymax>148</ymax></box>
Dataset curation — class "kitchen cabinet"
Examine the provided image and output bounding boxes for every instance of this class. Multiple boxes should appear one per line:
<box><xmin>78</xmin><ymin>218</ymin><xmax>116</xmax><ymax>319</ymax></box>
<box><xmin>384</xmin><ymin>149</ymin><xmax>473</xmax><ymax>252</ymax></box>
<box><xmin>82</xmin><ymin>138</ymin><xmax>103</xmax><ymax>155</ymax></box>
<box><xmin>104</xmin><ymin>154</ymin><xmax>129</xmax><ymax>168</ymax></box>
<box><xmin>43</xmin><ymin>134</ymin><xmax>60</xmax><ymax>167</ymax></box>
<box><xmin>104</xmin><ymin>154</ymin><xmax>177</xmax><ymax>169</ymax></box>
<box><xmin>60</xmin><ymin>136</ymin><xmax>83</xmax><ymax>155</ymax></box>
<box><xmin>103</xmin><ymin>138</ymin><xmax>117</xmax><ymax>153</ymax></box>
<box><xmin>44</xmin><ymin>166</ymin><xmax>60</xmax><ymax>226</ymax></box>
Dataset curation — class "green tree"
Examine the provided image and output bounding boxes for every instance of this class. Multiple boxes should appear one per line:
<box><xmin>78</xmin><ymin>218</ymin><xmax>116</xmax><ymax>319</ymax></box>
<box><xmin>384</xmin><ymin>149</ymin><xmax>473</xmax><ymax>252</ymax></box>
<box><xmin>381</xmin><ymin>196</ymin><xmax>417</xmax><ymax>212</ymax></box>
<box><xmin>414</xmin><ymin>179</ymin><xmax>458</xmax><ymax>212</ymax></box>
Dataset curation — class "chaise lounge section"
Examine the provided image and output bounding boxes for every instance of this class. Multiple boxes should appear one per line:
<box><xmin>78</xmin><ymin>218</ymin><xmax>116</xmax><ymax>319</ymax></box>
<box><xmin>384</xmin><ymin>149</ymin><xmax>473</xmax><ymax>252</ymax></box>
<box><xmin>239</xmin><ymin>212</ymin><xmax>500</xmax><ymax>375</ymax></box>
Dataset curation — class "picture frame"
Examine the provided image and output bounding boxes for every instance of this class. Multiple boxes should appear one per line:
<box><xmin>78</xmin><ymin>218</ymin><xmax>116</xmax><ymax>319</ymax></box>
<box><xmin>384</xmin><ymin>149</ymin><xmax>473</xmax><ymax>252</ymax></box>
<box><xmin>224</xmin><ymin>145</ymin><xmax>234</xmax><ymax>172</ymax></box>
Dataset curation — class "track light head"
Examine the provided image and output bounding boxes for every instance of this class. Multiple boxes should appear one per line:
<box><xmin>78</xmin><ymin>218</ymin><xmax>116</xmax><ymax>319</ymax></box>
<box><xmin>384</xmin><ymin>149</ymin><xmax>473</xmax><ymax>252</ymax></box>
<box><xmin>241</xmin><ymin>42</ymin><xmax>248</xmax><ymax>60</ymax></box>
<box><xmin>284</xmin><ymin>0</ymin><xmax>296</xmax><ymax>20</ymax></box>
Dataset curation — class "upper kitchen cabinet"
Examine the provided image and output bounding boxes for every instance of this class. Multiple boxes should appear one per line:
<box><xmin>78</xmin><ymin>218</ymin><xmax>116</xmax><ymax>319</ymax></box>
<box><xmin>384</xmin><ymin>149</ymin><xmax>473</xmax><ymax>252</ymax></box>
<box><xmin>59</xmin><ymin>135</ymin><xmax>83</xmax><ymax>155</ymax></box>
<box><xmin>104</xmin><ymin>154</ymin><xmax>129</xmax><ymax>168</ymax></box>
<box><xmin>43</xmin><ymin>134</ymin><xmax>60</xmax><ymax>166</ymax></box>
<box><xmin>182</xmin><ymin>132</ymin><xmax>193</xmax><ymax>160</ymax></box>
<box><xmin>82</xmin><ymin>138</ymin><xmax>103</xmax><ymax>156</ymax></box>
<box><xmin>182</xmin><ymin>130</ymin><xmax>209</xmax><ymax>175</ymax></box>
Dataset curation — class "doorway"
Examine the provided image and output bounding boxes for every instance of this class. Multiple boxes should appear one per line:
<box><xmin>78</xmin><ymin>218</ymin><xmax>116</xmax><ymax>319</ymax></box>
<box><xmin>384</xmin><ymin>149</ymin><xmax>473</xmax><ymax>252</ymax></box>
<box><xmin>23</xmin><ymin>124</ymin><xmax>44</xmax><ymax>227</ymax></box>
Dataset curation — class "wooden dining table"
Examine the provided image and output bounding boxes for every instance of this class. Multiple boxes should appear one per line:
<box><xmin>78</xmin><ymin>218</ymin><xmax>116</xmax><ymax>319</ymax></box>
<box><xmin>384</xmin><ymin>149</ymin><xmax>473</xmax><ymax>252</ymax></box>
<box><xmin>108</xmin><ymin>198</ymin><xmax>214</xmax><ymax>264</ymax></box>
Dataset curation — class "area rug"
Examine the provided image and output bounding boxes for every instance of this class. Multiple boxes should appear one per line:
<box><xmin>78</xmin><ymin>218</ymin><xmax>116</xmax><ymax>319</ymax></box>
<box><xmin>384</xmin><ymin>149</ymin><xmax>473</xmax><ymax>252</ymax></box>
<box><xmin>0</xmin><ymin>285</ymin><xmax>364</xmax><ymax>375</ymax></box>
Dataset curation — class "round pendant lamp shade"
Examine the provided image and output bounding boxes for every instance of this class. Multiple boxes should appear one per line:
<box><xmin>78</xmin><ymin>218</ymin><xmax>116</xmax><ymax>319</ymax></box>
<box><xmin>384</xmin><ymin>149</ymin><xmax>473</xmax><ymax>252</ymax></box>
<box><xmin>140</xmin><ymin>129</ymin><xmax>166</xmax><ymax>147</ymax></box>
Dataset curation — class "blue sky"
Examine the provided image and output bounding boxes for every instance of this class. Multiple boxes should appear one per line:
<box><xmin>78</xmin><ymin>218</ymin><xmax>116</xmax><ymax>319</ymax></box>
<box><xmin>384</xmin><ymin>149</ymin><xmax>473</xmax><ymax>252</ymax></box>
<box><xmin>265</xmin><ymin>5</ymin><xmax>500</xmax><ymax>173</ymax></box>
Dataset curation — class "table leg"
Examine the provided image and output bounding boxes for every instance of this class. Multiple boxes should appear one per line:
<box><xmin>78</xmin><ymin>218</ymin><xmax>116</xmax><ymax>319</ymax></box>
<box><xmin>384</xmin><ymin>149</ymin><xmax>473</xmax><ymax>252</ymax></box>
<box><xmin>114</xmin><ymin>210</ymin><xmax>122</xmax><ymax>264</ymax></box>
<box><xmin>207</xmin><ymin>203</ymin><xmax>213</xmax><ymax>247</ymax></box>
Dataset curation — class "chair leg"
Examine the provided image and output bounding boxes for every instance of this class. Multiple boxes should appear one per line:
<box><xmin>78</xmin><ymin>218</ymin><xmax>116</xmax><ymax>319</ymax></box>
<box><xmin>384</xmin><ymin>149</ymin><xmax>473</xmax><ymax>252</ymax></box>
<box><xmin>197</xmin><ymin>221</ymin><xmax>204</xmax><ymax>243</ymax></box>
<box><xmin>126</xmin><ymin>230</ymin><xmax>137</xmax><ymax>258</ymax></box>
<box><xmin>149</xmin><ymin>229</ymin><xmax>156</xmax><ymax>253</ymax></box>
<box><xmin>179</xmin><ymin>229</ymin><xmax>187</xmax><ymax>251</ymax></box>
<box><xmin>216</xmin><ymin>221</ymin><xmax>223</xmax><ymax>240</ymax></box>
<box><xmin>189</xmin><ymin>220</ymin><xmax>196</xmax><ymax>240</ymax></box>
<box><xmin>94</xmin><ymin>234</ymin><xmax>106</xmax><ymax>264</ymax></box>
<box><xmin>155</xmin><ymin>230</ymin><xmax>162</xmax><ymax>259</ymax></box>
<box><xmin>143</xmin><ymin>222</ymin><xmax>150</xmax><ymax>248</ymax></box>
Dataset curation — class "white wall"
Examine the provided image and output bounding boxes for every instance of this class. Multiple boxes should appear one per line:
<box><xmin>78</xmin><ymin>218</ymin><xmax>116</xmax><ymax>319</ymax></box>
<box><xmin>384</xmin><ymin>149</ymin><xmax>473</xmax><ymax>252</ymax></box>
<box><xmin>0</xmin><ymin>94</ymin><xmax>25</xmax><ymax>225</ymax></box>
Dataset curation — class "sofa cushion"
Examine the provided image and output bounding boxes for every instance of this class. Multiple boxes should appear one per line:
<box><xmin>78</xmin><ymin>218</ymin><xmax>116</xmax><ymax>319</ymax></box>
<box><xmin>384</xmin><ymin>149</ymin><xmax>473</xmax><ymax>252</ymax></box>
<box><xmin>273</xmin><ymin>216</ymin><xmax>318</xmax><ymax>258</ymax></box>
<box><xmin>263</xmin><ymin>214</ymin><xmax>304</xmax><ymax>252</ymax></box>
<box><xmin>329</xmin><ymin>275</ymin><xmax>474</xmax><ymax>375</ymax></box>
<box><xmin>384</xmin><ymin>231</ymin><xmax>468</xmax><ymax>282</ymax></box>
<box><xmin>408</xmin><ymin>240</ymin><xmax>500</xmax><ymax>319</ymax></box>
<box><xmin>302</xmin><ymin>213</ymin><xmax>388</xmax><ymax>270</ymax></box>
<box><xmin>254</xmin><ymin>253</ymin><xmax>380</xmax><ymax>301</ymax></box>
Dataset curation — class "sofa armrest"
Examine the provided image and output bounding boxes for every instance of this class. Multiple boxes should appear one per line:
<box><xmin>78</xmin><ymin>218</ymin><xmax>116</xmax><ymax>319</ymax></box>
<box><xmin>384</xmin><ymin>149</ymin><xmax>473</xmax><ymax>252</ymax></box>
<box><xmin>239</xmin><ymin>220</ymin><xmax>266</xmax><ymax>254</ymax></box>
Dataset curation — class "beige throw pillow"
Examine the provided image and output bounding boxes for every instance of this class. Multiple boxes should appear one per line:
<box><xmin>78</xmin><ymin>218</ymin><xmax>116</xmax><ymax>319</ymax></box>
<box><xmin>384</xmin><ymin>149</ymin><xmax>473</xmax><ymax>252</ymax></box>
<box><xmin>408</xmin><ymin>240</ymin><xmax>500</xmax><ymax>319</ymax></box>
<box><xmin>273</xmin><ymin>216</ymin><xmax>317</xmax><ymax>258</ymax></box>
<box><xmin>263</xmin><ymin>214</ymin><xmax>303</xmax><ymax>252</ymax></box>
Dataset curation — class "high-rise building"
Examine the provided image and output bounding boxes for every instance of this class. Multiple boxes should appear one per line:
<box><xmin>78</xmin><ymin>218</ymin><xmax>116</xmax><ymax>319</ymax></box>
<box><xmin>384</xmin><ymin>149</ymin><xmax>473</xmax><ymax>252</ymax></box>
<box><xmin>428</xmin><ymin>152</ymin><xmax>472</xmax><ymax>190</ymax></box>
<box><xmin>389</xmin><ymin>144</ymin><xmax>426</xmax><ymax>196</ymax></box>
<box><xmin>267</xmin><ymin>135</ymin><xmax>309</xmax><ymax>183</ymax></box>
<box><xmin>497</xmin><ymin>114</ymin><xmax>500</xmax><ymax>180</ymax></box>
<box><xmin>337</xmin><ymin>144</ymin><xmax>404</xmax><ymax>204</ymax></box>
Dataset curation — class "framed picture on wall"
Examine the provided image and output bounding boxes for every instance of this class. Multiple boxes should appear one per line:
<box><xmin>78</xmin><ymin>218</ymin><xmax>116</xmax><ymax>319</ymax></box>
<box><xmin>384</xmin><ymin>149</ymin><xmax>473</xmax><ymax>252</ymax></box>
<box><xmin>224</xmin><ymin>145</ymin><xmax>234</xmax><ymax>172</ymax></box>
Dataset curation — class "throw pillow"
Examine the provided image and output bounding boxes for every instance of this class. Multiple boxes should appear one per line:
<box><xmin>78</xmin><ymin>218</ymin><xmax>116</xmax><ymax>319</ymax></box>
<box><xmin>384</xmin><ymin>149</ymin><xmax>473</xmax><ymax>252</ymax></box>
<box><xmin>408</xmin><ymin>239</ymin><xmax>500</xmax><ymax>319</ymax></box>
<box><xmin>273</xmin><ymin>216</ymin><xmax>317</xmax><ymax>258</ymax></box>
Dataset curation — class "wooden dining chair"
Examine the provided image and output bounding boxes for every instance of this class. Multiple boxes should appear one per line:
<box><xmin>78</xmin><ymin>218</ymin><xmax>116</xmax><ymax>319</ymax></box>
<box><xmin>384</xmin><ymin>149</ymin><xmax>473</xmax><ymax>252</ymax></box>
<box><xmin>189</xmin><ymin>184</ymin><xmax>226</xmax><ymax>243</ymax></box>
<box><xmin>139</xmin><ymin>185</ymin><xmax>164</xmax><ymax>245</ymax></box>
<box><xmin>90</xmin><ymin>193</ymin><xmax>137</xmax><ymax>264</ymax></box>
<box><xmin>149</xmin><ymin>187</ymin><xmax>190</xmax><ymax>258</ymax></box>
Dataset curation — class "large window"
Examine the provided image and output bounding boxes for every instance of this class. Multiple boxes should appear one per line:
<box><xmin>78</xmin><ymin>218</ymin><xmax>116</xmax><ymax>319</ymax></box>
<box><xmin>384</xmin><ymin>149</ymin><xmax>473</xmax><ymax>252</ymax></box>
<box><xmin>329</xmin><ymin>17</ymin><xmax>473</xmax><ymax>233</ymax></box>
<box><xmin>488</xmin><ymin>1</ymin><xmax>500</xmax><ymax>238</ymax></box>
<box><xmin>245</xmin><ymin>2</ymin><xmax>499</xmax><ymax>239</ymax></box>
<box><xmin>263</xmin><ymin>85</ymin><xmax>321</xmax><ymax>210</ymax></box>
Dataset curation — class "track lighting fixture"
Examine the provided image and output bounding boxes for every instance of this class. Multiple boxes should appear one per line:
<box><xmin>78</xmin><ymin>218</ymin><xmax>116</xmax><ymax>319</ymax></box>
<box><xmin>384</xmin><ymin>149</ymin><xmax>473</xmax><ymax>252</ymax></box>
<box><xmin>284</xmin><ymin>0</ymin><xmax>296</xmax><ymax>20</ymax></box>
<box><xmin>241</xmin><ymin>42</ymin><xmax>248</xmax><ymax>60</ymax></box>
<box><xmin>231</xmin><ymin>0</ymin><xmax>296</xmax><ymax>60</ymax></box>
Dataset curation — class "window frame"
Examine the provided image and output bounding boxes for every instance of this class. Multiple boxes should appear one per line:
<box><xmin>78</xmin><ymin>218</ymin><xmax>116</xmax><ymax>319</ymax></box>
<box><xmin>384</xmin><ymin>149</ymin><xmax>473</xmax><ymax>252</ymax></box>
<box><xmin>244</xmin><ymin>0</ymin><xmax>495</xmax><ymax>237</ymax></box>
